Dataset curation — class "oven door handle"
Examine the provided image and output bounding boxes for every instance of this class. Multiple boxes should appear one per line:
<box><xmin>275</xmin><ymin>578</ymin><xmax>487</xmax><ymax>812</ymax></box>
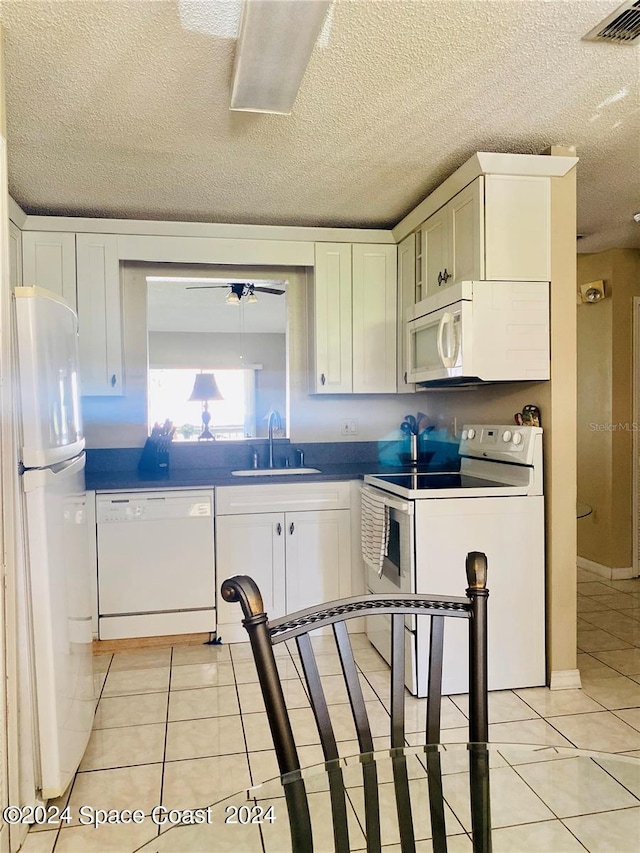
<box><xmin>380</xmin><ymin>494</ymin><xmax>414</xmax><ymax>515</ymax></box>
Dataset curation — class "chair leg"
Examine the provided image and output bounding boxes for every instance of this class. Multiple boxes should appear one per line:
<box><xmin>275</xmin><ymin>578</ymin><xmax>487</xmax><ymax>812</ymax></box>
<box><xmin>469</xmin><ymin>744</ymin><xmax>492</xmax><ymax>853</ymax></box>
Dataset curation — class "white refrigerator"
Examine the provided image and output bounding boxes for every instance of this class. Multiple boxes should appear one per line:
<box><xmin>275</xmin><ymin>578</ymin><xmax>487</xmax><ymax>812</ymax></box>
<box><xmin>14</xmin><ymin>286</ymin><xmax>95</xmax><ymax>799</ymax></box>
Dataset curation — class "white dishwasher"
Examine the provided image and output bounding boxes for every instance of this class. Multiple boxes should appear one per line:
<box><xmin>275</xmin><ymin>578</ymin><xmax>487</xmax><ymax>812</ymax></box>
<box><xmin>97</xmin><ymin>489</ymin><xmax>216</xmax><ymax>639</ymax></box>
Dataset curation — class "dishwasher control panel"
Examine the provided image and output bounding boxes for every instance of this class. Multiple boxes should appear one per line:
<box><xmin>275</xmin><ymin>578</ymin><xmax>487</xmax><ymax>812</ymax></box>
<box><xmin>97</xmin><ymin>489</ymin><xmax>212</xmax><ymax>523</ymax></box>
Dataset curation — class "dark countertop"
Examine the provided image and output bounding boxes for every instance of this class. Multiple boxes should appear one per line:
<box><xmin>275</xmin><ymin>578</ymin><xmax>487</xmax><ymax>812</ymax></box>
<box><xmin>86</xmin><ymin>463</ymin><xmax>383</xmax><ymax>492</ymax></box>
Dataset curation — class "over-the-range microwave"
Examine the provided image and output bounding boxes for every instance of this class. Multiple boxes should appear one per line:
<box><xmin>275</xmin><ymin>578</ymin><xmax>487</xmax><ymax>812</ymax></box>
<box><xmin>405</xmin><ymin>280</ymin><xmax>550</xmax><ymax>387</ymax></box>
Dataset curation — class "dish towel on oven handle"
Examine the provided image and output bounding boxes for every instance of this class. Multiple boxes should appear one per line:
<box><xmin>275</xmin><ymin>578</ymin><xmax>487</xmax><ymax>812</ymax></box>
<box><xmin>361</xmin><ymin>485</ymin><xmax>390</xmax><ymax>578</ymax></box>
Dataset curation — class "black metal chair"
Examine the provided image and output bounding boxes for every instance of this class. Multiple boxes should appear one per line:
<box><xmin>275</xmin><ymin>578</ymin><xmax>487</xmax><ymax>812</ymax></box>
<box><xmin>221</xmin><ymin>551</ymin><xmax>490</xmax><ymax>853</ymax></box>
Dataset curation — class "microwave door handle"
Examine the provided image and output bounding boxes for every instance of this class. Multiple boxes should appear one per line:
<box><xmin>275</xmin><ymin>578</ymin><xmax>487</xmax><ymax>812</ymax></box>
<box><xmin>436</xmin><ymin>312</ymin><xmax>448</xmax><ymax>366</ymax></box>
<box><xmin>438</xmin><ymin>312</ymin><xmax>456</xmax><ymax>367</ymax></box>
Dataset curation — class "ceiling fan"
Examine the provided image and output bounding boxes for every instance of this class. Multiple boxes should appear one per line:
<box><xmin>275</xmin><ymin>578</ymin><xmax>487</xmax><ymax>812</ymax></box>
<box><xmin>186</xmin><ymin>282</ymin><xmax>285</xmax><ymax>304</ymax></box>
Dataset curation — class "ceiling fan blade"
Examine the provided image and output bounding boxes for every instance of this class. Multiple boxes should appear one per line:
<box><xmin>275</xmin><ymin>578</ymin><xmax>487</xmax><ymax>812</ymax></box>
<box><xmin>254</xmin><ymin>287</ymin><xmax>286</xmax><ymax>295</ymax></box>
<box><xmin>185</xmin><ymin>285</ymin><xmax>228</xmax><ymax>290</ymax></box>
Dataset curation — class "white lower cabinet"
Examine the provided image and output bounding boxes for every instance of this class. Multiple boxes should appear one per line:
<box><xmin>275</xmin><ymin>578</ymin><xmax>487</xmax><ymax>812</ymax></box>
<box><xmin>216</xmin><ymin>483</ymin><xmax>352</xmax><ymax>642</ymax></box>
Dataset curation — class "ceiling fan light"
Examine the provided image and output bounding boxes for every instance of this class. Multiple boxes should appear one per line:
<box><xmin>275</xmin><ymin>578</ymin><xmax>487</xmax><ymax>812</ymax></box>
<box><xmin>225</xmin><ymin>291</ymin><xmax>240</xmax><ymax>304</ymax></box>
<box><xmin>246</xmin><ymin>292</ymin><xmax>258</xmax><ymax>304</ymax></box>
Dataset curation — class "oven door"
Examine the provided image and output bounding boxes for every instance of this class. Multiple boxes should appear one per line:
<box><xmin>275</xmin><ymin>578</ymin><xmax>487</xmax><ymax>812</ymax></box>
<box><xmin>406</xmin><ymin>301</ymin><xmax>469</xmax><ymax>383</ymax></box>
<box><xmin>365</xmin><ymin>492</ymin><xmax>417</xmax><ymax>692</ymax></box>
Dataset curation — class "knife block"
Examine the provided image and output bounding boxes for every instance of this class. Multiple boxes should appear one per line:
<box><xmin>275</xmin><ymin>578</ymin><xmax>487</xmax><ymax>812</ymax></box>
<box><xmin>138</xmin><ymin>437</ymin><xmax>170</xmax><ymax>475</ymax></box>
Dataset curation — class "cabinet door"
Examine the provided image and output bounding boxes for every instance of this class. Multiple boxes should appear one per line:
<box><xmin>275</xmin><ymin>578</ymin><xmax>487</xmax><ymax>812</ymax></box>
<box><xmin>422</xmin><ymin>208</ymin><xmax>449</xmax><ymax>297</ymax></box>
<box><xmin>22</xmin><ymin>231</ymin><xmax>77</xmax><ymax>308</ymax></box>
<box><xmin>449</xmin><ymin>178</ymin><xmax>484</xmax><ymax>284</ymax></box>
<box><xmin>216</xmin><ymin>513</ymin><xmax>286</xmax><ymax>631</ymax></box>
<box><xmin>76</xmin><ymin>234</ymin><xmax>123</xmax><ymax>396</ymax></box>
<box><xmin>285</xmin><ymin>510</ymin><xmax>351</xmax><ymax>614</ymax></box>
<box><xmin>352</xmin><ymin>244</ymin><xmax>397</xmax><ymax>394</ymax></box>
<box><xmin>484</xmin><ymin>175</ymin><xmax>550</xmax><ymax>281</ymax></box>
<box><xmin>312</xmin><ymin>243</ymin><xmax>352</xmax><ymax>393</ymax></box>
<box><xmin>396</xmin><ymin>233</ymin><xmax>416</xmax><ymax>392</ymax></box>
<box><xmin>8</xmin><ymin>222</ymin><xmax>22</xmax><ymax>290</ymax></box>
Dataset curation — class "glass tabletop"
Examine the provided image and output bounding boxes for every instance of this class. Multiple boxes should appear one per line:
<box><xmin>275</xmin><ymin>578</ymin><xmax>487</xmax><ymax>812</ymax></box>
<box><xmin>136</xmin><ymin>743</ymin><xmax>640</xmax><ymax>852</ymax></box>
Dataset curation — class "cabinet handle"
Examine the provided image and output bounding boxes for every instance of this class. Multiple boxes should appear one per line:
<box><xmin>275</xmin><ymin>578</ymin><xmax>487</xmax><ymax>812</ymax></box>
<box><xmin>403</xmin><ymin>371</ymin><xmax>408</xmax><ymax>384</ymax></box>
<box><xmin>111</xmin><ymin>374</ymin><xmax>117</xmax><ymax>387</ymax></box>
<box><xmin>437</xmin><ymin>268</ymin><xmax>451</xmax><ymax>286</ymax></box>
<box><xmin>276</xmin><ymin>522</ymin><xmax>282</xmax><ymax>535</ymax></box>
<box><xmin>289</xmin><ymin>522</ymin><xmax>295</xmax><ymax>535</ymax></box>
<box><xmin>320</xmin><ymin>373</ymin><xmax>326</xmax><ymax>386</ymax></box>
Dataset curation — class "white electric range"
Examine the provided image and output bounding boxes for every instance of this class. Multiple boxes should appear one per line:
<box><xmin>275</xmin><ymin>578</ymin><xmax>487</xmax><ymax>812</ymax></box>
<box><xmin>363</xmin><ymin>424</ymin><xmax>545</xmax><ymax>697</ymax></box>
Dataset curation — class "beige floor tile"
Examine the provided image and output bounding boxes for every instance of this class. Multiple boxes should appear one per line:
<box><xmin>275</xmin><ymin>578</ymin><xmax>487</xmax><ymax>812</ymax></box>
<box><xmin>491</xmin><ymin>819</ymin><xmax>586</xmax><ymax>852</ymax></box>
<box><xmin>101</xmin><ymin>667</ymin><xmax>169</xmax><ymax>697</ymax></box>
<box><xmin>549</xmin><ymin>710</ymin><xmax>640</xmax><ymax>752</ymax></box>
<box><xmin>403</xmin><ymin>695</ymin><xmax>469</xmax><ymax>733</ymax></box>
<box><xmin>67</xmin><ymin>763</ymin><xmax>163</xmax><ymax>823</ymax></box>
<box><xmin>615</xmin><ymin>707</ymin><xmax>640</xmax><ymax>734</ymax></box>
<box><xmin>80</xmin><ymin>723</ymin><xmax>166</xmax><ymax>771</ymax></box>
<box><xmin>578</xmin><ymin>628</ymin><xmax>633</xmax><ymax>652</ymax></box>
<box><xmin>317</xmin><ymin>673</ymin><xmax>378</xmax><ymax>705</ymax></box>
<box><xmin>168</xmin><ymin>685</ymin><xmax>239</xmax><ymax>721</ymax></box>
<box><xmin>93</xmin><ymin>671</ymin><xmax>108</xmax><ymax>695</ymax></box>
<box><xmin>171</xmin><ymin>642</ymin><xmax>231</xmax><ymax>665</ymax></box>
<box><xmin>162</xmin><ymin>753</ymin><xmax>252</xmax><ymax>810</ymax></box>
<box><xmin>595</xmin><ymin>593</ymin><xmax>640</xmax><ymax>611</ymax></box>
<box><xmin>608</xmin><ymin>579</ymin><xmax>640</xmax><ymax>593</ymax></box>
<box><xmin>485</xmin><ymin>718</ymin><xmax>575</xmax><ymax>747</ymax></box>
<box><xmin>594</xmin><ymin>751</ymin><xmax>640</xmax><ymax>798</ymax></box>
<box><xmin>92</xmin><ymin>653</ymin><xmax>112</xmax><ymax>673</ymax></box>
<box><xmin>513</xmin><ymin>686</ymin><xmax>603</xmax><ymax>717</ymax></box>
<box><xmin>577</xmin><ymin>596</ymin><xmax>609</xmax><ymax>613</ymax></box>
<box><xmin>248</xmin><ymin>742</ymin><xmax>325</xmax><ymax>784</ymax></box>
<box><xmin>53</xmin><ymin>821</ymin><xmax>157</xmax><ymax>852</ymax></box>
<box><xmin>578</xmin><ymin>582</ymin><xmax>617</xmax><ymax>597</ymax></box>
<box><xmin>580</xmin><ymin>610</ymin><xmax>640</xmax><ymax>633</ymax></box>
<box><xmin>443</xmin><ymin>764</ymin><xmax>555</xmax><ymax>831</ymax></box>
<box><xmin>148</xmin><ymin>818</ymin><xmax>262</xmax><ymax>853</ymax></box>
<box><xmin>170</xmin><ymin>661</ymin><xmax>236</xmax><ymax>690</ymax></box>
<box><xmin>452</xmin><ymin>690</ymin><xmax>540</xmax><ymax>724</ymax></box>
<box><xmin>564</xmin><ymin>806</ymin><xmax>640</xmax><ymax>852</ymax></box>
<box><xmin>580</xmin><ymin>674</ymin><xmax>640</xmax><ymax>710</ymax></box>
<box><xmin>165</xmin><ymin>714</ymin><xmax>245</xmax><ymax>760</ymax></box>
<box><xmin>237</xmin><ymin>678</ymin><xmax>308</xmax><ymax>714</ymax></box>
<box><xmin>93</xmin><ymin>692</ymin><xmax>168</xmax><ymax>729</ymax></box>
<box><xmin>229</xmin><ymin>640</ymin><xmax>288</xmax><ymax>660</ymax></box>
<box><xmin>109</xmin><ymin>647</ymin><xmax>172</xmax><ymax>671</ymax></box>
<box><xmin>331</xmin><ymin>700</ymin><xmax>390</xmax><ymax>742</ymax></box>
<box><xmin>578</xmin><ymin>653</ymin><xmax>619</xmax><ymax>678</ymax></box>
<box><xmin>592</xmin><ymin>648</ymin><xmax>640</xmax><ymax>676</ymax></box>
<box><xmin>295</xmin><ymin>653</ymin><xmax>344</xmax><ymax>678</ymax></box>
<box><xmin>353</xmin><ymin>646</ymin><xmax>392</xmax><ymax>672</ymax></box>
<box><xmin>19</xmin><ymin>831</ymin><xmax>58</xmax><ymax>853</ymax></box>
<box><xmin>516</xmin><ymin>755</ymin><xmax>639</xmax><ymax>816</ymax></box>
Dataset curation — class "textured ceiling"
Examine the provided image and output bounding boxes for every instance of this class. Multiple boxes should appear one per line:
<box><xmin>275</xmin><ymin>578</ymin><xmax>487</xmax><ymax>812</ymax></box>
<box><xmin>1</xmin><ymin>0</ymin><xmax>639</xmax><ymax>253</ymax></box>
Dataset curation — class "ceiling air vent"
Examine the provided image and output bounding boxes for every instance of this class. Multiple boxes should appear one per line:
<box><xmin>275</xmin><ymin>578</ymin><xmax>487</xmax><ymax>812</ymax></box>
<box><xmin>584</xmin><ymin>1</ymin><xmax>640</xmax><ymax>44</ymax></box>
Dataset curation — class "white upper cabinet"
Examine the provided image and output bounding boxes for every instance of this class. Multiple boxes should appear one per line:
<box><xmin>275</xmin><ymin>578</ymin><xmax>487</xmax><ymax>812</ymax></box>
<box><xmin>8</xmin><ymin>222</ymin><xmax>23</xmax><ymax>290</ymax></box>
<box><xmin>483</xmin><ymin>174</ymin><xmax>550</xmax><ymax>281</ymax></box>
<box><xmin>420</xmin><ymin>175</ymin><xmax>551</xmax><ymax>298</ymax></box>
<box><xmin>352</xmin><ymin>244</ymin><xmax>397</xmax><ymax>394</ymax></box>
<box><xmin>312</xmin><ymin>243</ymin><xmax>353</xmax><ymax>393</ymax></box>
<box><xmin>397</xmin><ymin>233</ymin><xmax>416</xmax><ymax>392</ymax></box>
<box><xmin>76</xmin><ymin>234</ymin><xmax>123</xmax><ymax>396</ymax></box>
<box><xmin>22</xmin><ymin>231</ymin><xmax>77</xmax><ymax>309</ymax></box>
<box><xmin>312</xmin><ymin>242</ymin><xmax>397</xmax><ymax>394</ymax></box>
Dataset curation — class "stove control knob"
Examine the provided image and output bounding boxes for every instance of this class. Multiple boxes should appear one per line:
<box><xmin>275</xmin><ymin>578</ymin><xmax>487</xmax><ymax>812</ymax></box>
<box><xmin>503</xmin><ymin>430</ymin><xmax>512</xmax><ymax>442</ymax></box>
<box><xmin>461</xmin><ymin>429</ymin><xmax>468</xmax><ymax>441</ymax></box>
<box><xmin>467</xmin><ymin>428</ymin><xmax>476</xmax><ymax>440</ymax></box>
<box><xmin>512</xmin><ymin>432</ymin><xmax>523</xmax><ymax>445</ymax></box>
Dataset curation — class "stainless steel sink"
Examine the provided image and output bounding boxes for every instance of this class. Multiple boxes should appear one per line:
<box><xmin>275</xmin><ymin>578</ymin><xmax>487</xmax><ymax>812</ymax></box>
<box><xmin>231</xmin><ymin>467</ymin><xmax>321</xmax><ymax>477</ymax></box>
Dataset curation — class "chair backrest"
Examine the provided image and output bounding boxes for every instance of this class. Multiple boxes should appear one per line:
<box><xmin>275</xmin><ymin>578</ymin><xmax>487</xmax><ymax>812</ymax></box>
<box><xmin>221</xmin><ymin>551</ymin><xmax>489</xmax><ymax>779</ymax></box>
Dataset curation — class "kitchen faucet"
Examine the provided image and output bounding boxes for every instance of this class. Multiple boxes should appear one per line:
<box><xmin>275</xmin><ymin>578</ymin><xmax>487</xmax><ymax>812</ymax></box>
<box><xmin>267</xmin><ymin>410</ymin><xmax>282</xmax><ymax>469</ymax></box>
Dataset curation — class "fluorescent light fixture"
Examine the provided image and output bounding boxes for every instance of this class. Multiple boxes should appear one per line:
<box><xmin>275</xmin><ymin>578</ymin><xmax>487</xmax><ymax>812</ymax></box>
<box><xmin>230</xmin><ymin>0</ymin><xmax>332</xmax><ymax>114</ymax></box>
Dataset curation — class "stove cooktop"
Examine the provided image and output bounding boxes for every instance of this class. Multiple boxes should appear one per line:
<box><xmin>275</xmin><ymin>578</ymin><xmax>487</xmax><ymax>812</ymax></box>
<box><xmin>370</xmin><ymin>472</ymin><xmax>507</xmax><ymax>490</ymax></box>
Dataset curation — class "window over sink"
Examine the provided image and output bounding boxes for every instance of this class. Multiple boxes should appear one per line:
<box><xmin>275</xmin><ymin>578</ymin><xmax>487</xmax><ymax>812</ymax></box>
<box><xmin>148</xmin><ymin>367</ymin><xmax>259</xmax><ymax>440</ymax></box>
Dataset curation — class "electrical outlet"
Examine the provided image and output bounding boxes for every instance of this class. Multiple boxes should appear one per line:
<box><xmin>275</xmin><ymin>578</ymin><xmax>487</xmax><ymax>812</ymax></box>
<box><xmin>341</xmin><ymin>419</ymin><xmax>358</xmax><ymax>435</ymax></box>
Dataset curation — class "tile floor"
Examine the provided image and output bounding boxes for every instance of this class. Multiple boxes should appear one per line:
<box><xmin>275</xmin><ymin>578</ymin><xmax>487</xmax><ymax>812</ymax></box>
<box><xmin>21</xmin><ymin>566</ymin><xmax>640</xmax><ymax>852</ymax></box>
